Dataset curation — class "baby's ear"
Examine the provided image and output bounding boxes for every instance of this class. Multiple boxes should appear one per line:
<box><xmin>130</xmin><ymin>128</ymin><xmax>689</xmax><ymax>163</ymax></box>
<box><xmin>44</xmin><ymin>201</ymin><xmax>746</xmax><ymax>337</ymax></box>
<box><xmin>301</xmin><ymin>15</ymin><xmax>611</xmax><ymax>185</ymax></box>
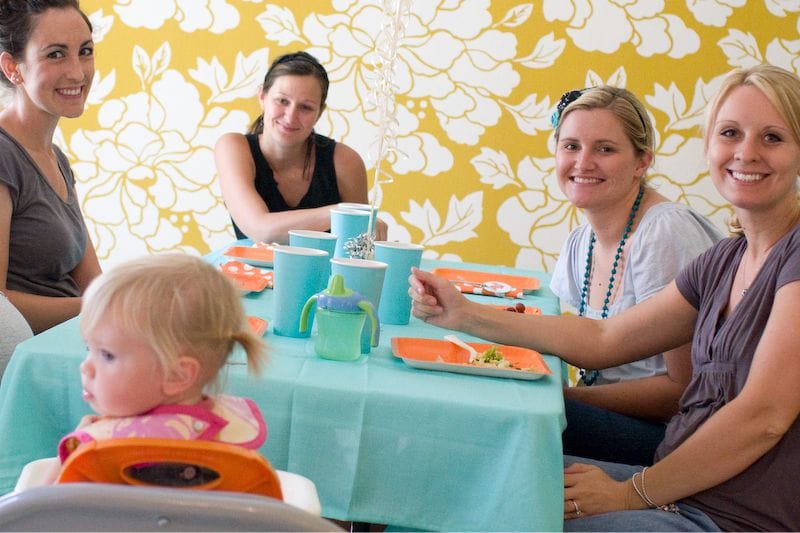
<box><xmin>162</xmin><ymin>356</ymin><xmax>200</xmax><ymax>397</ymax></box>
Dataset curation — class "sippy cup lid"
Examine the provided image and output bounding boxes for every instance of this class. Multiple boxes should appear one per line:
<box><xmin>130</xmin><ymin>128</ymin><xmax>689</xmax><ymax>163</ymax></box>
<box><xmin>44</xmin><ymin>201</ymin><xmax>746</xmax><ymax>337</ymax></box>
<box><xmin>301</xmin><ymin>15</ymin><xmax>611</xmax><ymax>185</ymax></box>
<box><xmin>315</xmin><ymin>274</ymin><xmax>368</xmax><ymax>313</ymax></box>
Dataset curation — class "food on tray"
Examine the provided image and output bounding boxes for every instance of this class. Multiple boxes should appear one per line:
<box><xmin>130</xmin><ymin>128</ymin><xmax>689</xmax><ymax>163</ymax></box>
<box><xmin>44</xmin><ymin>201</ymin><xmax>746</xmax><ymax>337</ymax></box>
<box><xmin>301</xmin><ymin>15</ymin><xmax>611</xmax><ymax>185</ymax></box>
<box><xmin>471</xmin><ymin>345</ymin><xmax>511</xmax><ymax>368</ymax></box>
<box><xmin>504</xmin><ymin>302</ymin><xmax>528</xmax><ymax>313</ymax></box>
<box><xmin>468</xmin><ymin>344</ymin><xmax>540</xmax><ymax>372</ymax></box>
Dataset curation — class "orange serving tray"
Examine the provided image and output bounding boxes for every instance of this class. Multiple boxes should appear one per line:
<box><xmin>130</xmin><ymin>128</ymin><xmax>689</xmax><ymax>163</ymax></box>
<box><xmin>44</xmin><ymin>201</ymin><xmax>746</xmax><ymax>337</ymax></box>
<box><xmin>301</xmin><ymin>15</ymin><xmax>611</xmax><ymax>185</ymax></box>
<box><xmin>431</xmin><ymin>268</ymin><xmax>540</xmax><ymax>293</ymax></box>
<box><xmin>223</xmin><ymin>245</ymin><xmax>274</xmax><ymax>267</ymax></box>
<box><xmin>391</xmin><ymin>337</ymin><xmax>551</xmax><ymax>380</ymax></box>
<box><xmin>489</xmin><ymin>303</ymin><xmax>542</xmax><ymax>315</ymax></box>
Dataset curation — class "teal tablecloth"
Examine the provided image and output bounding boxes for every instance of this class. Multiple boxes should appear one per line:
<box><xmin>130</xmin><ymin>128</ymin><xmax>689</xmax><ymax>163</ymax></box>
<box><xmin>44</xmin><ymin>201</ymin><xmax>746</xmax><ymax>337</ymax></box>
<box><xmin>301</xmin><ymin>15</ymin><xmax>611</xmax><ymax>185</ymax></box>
<box><xmin>0</xmin><ymin>244</ymin><xmax>566</xmax><ymax>531</ymax></box>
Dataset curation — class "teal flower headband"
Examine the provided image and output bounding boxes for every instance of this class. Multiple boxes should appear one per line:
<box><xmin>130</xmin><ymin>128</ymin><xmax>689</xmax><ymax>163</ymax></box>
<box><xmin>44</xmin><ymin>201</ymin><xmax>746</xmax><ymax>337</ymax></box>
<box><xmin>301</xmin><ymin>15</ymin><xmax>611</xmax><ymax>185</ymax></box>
<box><xmin>550</xmin><ymin>88</ymin><xmax>588</xmax><ymax>129</ymax></box>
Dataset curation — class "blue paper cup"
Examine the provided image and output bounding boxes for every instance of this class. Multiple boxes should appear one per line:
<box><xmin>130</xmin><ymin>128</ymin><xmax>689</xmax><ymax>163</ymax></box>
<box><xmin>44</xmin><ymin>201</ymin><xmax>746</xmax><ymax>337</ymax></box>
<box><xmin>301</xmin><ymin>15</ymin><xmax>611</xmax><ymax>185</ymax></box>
<box><xmin>288</xmin><ymin>230</ymin><xmax>337</xmax><ymax>279</ymax></box>
<box><xmin>374</xmin><ymin>241</ymin><xmax>424</xmax><ymax>325</ymax></box>
<box><xmin>330</xmin><ymin>258</ymin><xmax>387</xmax><ymax>353</ymax></box>
<box><xmin>337</xmin><ymin>202</ymin><xmax>379</xmax><ymax>233</ymax></box>
<box><xmin>272</xmin><ymin>245</ymin><xmax>330</xmax><ymax>338</ymax></box>
<box><xmin>330</xmin><ymin>208</ymin><xmax>372</xmax><ymax>258</ymax></box>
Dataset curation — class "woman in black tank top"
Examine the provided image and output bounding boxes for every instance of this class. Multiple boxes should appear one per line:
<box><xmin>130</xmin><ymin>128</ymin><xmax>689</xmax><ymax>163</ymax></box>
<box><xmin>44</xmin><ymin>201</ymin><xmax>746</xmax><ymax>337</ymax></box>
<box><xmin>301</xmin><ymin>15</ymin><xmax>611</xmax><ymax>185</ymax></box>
<box><xmin>214</xmin><ymin>51</ymin><xmax>387</xmax><ymax>244</ymax></box>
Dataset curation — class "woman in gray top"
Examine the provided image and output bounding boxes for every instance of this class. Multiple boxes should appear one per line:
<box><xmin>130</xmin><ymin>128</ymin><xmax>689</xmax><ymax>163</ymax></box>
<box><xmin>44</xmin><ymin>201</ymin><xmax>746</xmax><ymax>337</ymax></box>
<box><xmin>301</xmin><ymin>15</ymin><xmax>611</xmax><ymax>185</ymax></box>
<box><xmin>409</xmin><ymin>64</ymin><xmax>800</xmax><ymax>531</ymax></box>
<box><xmin>0</xmin><ymin>0</ymin><xmax>101</xmax><ymax>334</ymax></box>
<box><xmin>548</xmin><ymin>87</ymin><xmax>723</xmax><ymax>467</ymax></box>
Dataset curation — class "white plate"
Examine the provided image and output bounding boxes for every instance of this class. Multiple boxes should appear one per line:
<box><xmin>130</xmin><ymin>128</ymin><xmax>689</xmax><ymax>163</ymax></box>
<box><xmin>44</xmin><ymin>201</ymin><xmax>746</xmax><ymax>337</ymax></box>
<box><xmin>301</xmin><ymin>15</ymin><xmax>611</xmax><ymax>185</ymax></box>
<box><xmin>400</xmin><ymin>358</ymin><xmax>549</xmax><ymax>380</ymax></box>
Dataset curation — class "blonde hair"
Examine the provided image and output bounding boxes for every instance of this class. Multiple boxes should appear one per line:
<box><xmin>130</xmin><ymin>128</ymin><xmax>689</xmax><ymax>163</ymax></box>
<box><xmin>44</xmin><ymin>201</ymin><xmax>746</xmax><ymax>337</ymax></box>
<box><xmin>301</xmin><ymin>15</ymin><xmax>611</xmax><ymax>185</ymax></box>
<box><xmin>703</xmin><ymin>65</ymin><xmax>800</xmax><ymax>234</ymax></box>
<box><xmin>80</xmin><ymin>253</ymin><xmax>265</xmax><ymax>389</ymax></box>
<box><xmin>555</xmin><ymin>86</ymin><xmax>656</xmax><ymax>171</ymax></box>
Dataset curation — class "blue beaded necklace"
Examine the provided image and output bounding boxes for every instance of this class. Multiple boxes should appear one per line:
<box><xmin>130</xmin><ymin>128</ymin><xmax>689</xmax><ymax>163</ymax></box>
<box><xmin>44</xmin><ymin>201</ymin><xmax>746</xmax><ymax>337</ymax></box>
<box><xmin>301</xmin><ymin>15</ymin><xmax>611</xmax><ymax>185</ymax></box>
<box><xmin>578</xmin><ymin>185</ymin><xmax>644</xmax><ymax>385</ymax></box>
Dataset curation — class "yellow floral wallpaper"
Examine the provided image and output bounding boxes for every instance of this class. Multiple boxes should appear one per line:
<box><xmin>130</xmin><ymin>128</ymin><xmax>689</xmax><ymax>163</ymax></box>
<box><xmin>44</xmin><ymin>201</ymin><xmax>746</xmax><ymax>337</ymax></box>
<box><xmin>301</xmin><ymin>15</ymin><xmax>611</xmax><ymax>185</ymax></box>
<box><xmin>53</xmin><ymin>0</ymin><xmax>800</xmax><ymax>271</ymax></box>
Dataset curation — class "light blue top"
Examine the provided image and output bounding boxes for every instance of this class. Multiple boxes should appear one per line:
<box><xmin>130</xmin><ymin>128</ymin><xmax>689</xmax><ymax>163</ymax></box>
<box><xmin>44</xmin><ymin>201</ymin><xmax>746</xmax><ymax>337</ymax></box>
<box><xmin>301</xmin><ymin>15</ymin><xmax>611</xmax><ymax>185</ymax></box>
<box><xmin>550</xmin><ymin>202</ymin><xmax>723</xmax><ymax>384</ymax></box>
<box><xmin>0</xmin><ymin>245</ymin><xmax>566</xmax><ymax>532</ymax></box>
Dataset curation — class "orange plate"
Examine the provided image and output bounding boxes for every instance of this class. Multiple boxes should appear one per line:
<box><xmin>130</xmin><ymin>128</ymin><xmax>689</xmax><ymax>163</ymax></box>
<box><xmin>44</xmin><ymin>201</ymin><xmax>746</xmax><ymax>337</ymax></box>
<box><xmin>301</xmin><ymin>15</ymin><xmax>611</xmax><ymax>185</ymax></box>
<box><xmin>431</xmin><ymin>267</ymin><xmax>540</xmax><ymax>293</ymax></box>
<box><xmin>247</xmin><ymin>316</ymin><xmax>268</xmax><ymax>336</ymax></box>
<box><xmin>391</xmin><ymin>337</ymin><xmax>551</xmax><ymax>380</ymax></box>
<box><xmin>223</xmin><ymin>246</ymin><xmax>274</xmax><ymax>267</ymax></box>
<box><xmin>489</xmin><ymin>304</ymin><xmax>542</xmax><ymax>315</ymax></box>
<box><xmin>229</xmin><ymin>274</ymin><xmax>268</xmax><ymax>294</ymax></box>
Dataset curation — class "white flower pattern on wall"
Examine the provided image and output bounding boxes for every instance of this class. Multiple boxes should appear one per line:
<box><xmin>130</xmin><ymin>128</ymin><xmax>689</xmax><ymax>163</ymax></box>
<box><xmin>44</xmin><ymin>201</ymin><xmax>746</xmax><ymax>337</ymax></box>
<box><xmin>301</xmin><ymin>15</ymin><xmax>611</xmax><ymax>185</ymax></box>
<box><xmin>542</xmin><ymin>0</ymin><xmax>701</xmax><ymax>58</ymax></box>
<box><xmin>258</xmin><ymin>2</ymin><xmax>557</xmax><ymax>171</ymax></box>
<box><xmin>57</xmin><ymin>1</ymin><xmax>799</xmax><ymax>271</ymax></box>
<box><xmin>113</xmin><ymin>0</ymin><xmax>240</xmax><ymax>33</ymax></box>
<box><xmin>70</xmin><ymin>43</ymin><xmax>246</xmax><ymax>262</ymax></box>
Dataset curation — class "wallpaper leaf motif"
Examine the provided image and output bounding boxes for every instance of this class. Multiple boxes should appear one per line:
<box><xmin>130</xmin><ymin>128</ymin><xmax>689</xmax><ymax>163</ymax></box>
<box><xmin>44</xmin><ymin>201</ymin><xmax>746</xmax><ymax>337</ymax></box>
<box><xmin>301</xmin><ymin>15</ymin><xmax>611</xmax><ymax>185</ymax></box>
<box><xmin>257</xmin><ymin>5</ymin><xmax>306</xmax><ymax>46</ymax></box>
<box><xmin>495</xmin><ymin>3</ymin><xmax>533</xmax><ymax>28</ymax></box>
<box><xmin>86</xmin><ymin>70</ymin><xmax>116</xmax><ymax>106</ymax></box>
<box><xmin>190</xmin><ymin>49</ymin><xmax>269</xmax><ymax>104</ymax></box>
<box><xmin>503</xmin><ymin>93</ymin><xmax>552</xmax><ymax>136</ymax></box>
<box><xmin>401</xmin><ymin>192</ymin><xmax>483</xmax><ymax>247</ymax></box>
<box><xmin>718</xmin><ymin>29</ymin><xmax>764</xmax><ymax>67</ymax></box>
<box><xmin>471</xmin><ymin>148</ymin><xmax>519</xmax><ymax>190</ymax></box>
<box><xmin>766</xmin><ymin>37</ymin><xmax>800</xmax><ymax>73</ymax></box>
<box><xmin>516</xmin><ymin>32</ymin><xmax>566</xmax><ymax>69</ymax></box>
<box><xmin>88</xmin><ymin>9</ymin><xmax>114</xmax><ymax>41</ymax></box>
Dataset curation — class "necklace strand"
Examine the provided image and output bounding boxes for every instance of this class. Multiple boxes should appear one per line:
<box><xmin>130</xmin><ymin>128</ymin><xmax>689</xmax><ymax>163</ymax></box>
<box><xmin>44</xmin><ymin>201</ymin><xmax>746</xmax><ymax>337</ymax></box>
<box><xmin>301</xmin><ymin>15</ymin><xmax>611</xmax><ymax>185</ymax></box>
<box><xmin>577</xmin><ymin>185</ymin><xmax>644</xmax><ymax>385</ymax></box>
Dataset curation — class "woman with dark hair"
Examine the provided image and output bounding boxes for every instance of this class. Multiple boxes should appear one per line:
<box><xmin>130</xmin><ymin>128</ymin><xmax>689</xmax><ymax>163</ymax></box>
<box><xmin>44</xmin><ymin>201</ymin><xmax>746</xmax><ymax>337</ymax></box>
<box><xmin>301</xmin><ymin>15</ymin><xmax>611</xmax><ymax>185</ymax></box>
<box><xmin>0</xmin><ymin>0</ymin><xmax>101</xmax><ymax>334</ymax></box>
<box><xmin>215</xmin><ymin>51</ymin><xmax>387</xmax><ymax>244</ymax></box>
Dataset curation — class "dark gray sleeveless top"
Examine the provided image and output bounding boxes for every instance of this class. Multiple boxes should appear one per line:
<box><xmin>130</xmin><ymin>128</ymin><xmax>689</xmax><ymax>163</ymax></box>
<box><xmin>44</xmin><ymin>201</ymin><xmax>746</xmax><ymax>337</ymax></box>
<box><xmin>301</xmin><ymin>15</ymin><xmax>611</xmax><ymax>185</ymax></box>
<box><xmin>232</xmin><ymin>133</ymin><xmax>340</xmax><ymax>239</ymax></box>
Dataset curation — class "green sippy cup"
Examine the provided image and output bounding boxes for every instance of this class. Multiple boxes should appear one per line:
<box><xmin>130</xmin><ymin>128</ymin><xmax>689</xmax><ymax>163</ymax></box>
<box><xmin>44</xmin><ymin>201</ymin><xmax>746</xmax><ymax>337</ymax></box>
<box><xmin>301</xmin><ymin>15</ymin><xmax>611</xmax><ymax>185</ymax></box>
<box><xmin>299</xmin><ymin>274</ymin><xmax>379</xmax><ymax>361</ymax></box>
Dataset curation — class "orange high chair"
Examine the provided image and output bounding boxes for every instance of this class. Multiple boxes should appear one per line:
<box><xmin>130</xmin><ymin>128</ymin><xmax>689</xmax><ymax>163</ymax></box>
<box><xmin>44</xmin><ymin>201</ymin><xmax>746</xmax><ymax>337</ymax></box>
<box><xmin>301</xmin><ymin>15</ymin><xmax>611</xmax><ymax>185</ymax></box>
<box><xmin>57</xmin><ymin>438</ymin><xmax>284</xmax><ymax>497</ymax></box>
<box><xmin>13</xmin><ymin>438</ymin><xmax>322</xmax><ymax>517</ymax></box>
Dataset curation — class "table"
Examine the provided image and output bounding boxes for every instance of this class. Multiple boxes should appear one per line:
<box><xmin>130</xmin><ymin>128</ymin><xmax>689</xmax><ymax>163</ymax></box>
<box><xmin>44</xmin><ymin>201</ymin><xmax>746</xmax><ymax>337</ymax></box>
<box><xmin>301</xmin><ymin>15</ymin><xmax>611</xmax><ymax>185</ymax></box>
<box><xmin>0</xmin><ymin>245</ymin><xmax>566</xmax><ymax>531</ymax></box>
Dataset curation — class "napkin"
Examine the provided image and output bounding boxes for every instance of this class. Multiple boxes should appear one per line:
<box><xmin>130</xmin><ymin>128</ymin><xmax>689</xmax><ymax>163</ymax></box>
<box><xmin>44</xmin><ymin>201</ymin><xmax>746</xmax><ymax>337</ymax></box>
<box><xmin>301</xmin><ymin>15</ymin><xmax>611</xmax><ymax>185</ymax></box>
<box><xmin>220</xmin><ymin>260</ymin><xmax>274</xmax><ymax>290</ymax></box>
<box><xmin>454</xmin><ymin>282</ymin><xmax>524</xmax><ymax>299</ymax></box>
<box><xmin>247</xmin><ymin>316</ymin><xmax>268</xmax><ymax>336</ymax></box>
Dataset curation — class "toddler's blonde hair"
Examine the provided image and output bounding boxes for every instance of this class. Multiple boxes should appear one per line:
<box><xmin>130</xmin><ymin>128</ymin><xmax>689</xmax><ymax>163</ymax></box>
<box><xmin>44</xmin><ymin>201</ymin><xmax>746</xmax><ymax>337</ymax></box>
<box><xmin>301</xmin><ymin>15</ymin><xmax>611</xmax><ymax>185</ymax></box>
<box><xmin>80</xmin><ymin>253</ymin><xmax>265</xmax><ymax>389</ymax></box>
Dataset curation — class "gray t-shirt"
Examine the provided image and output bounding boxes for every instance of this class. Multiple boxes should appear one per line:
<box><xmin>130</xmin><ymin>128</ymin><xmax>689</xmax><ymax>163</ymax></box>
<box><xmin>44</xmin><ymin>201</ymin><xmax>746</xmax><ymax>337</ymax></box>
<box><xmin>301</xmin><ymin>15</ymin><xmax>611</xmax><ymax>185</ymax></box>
<box><xmin>659</xmin><ymin>224</ymin><xmax>800</xmax><ymax>532</ymax></box>
<box><xmin>550</xmin><ymin>202</ymin><xmax>723</xmax><ymax>383</ymax></box>
<box><xmin>0</xmin><ymin>127</ymin><xmax>87</xmax><ymax>297</ymax></box>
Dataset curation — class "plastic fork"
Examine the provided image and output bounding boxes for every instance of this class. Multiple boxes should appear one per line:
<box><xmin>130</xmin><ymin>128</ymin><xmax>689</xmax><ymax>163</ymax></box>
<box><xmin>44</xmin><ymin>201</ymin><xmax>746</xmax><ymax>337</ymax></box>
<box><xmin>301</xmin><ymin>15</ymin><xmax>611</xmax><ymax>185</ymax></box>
<box><xmin>444</xmin><ymin>334</ymin><xmax>478</xmax><ymax>363</ymax></box>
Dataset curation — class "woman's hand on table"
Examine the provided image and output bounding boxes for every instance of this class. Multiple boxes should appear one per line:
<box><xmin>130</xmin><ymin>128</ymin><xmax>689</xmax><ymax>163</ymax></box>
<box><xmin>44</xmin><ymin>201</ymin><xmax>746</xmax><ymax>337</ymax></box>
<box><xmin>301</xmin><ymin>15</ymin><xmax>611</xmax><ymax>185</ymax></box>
<box><xmin>408</xmin><ymin>267</ymin><xmax>470</xmax><ymax>330</ymax></box>
<box><xmin>563</xmin><ymin>462</ymin><xmax>642</xmax><ymax>520</ymax></box>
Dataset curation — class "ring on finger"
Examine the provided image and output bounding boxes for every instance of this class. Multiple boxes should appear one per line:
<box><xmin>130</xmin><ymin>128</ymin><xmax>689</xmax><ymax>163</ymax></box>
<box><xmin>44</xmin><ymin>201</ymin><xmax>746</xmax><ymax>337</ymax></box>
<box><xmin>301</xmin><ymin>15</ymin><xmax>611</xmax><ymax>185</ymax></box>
<box><xmin>572</xmin><ymin>500</ymin><xmax>583</xmax><ymax>517</ymax></box>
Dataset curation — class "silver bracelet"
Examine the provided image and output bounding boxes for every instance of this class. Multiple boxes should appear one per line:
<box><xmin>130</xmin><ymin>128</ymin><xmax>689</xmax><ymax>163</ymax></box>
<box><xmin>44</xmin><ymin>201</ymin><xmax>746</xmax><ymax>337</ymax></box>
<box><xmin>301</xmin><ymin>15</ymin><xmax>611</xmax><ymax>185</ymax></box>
<box><xmin>631</xmin><ymin>467</ymin><xmax>680</xmax><ymax>513</ymax></box>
